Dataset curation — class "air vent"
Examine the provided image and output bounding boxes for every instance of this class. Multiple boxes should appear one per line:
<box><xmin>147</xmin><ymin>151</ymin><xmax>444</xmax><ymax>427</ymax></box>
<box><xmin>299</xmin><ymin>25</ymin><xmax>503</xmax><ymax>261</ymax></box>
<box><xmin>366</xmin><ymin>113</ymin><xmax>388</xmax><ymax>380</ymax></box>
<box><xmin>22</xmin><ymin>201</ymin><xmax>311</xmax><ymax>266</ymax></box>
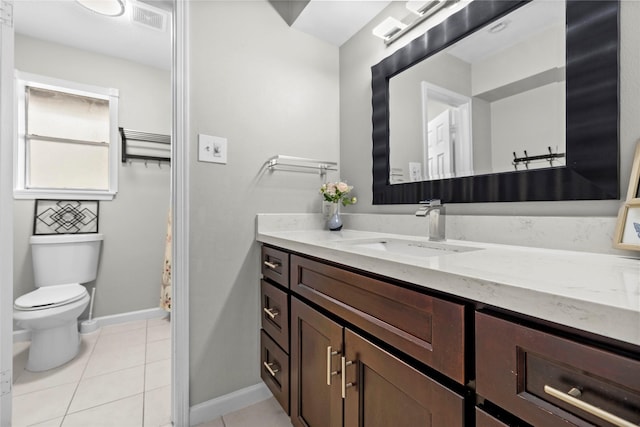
<box><xmin>130</xmin><ymin>2</ymin><xmax>168</xmax><ymax>32</ymax></box>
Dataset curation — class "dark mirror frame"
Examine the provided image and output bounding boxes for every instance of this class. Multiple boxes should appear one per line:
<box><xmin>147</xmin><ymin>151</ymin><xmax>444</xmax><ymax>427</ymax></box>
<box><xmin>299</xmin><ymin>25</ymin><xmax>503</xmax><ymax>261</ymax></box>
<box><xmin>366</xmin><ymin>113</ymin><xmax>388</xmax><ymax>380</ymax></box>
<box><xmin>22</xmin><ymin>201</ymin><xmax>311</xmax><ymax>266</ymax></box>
<box><xmin>372</xmin><ymin>0</ymin><xmax>619</xmax><ymax>204</ymax></box>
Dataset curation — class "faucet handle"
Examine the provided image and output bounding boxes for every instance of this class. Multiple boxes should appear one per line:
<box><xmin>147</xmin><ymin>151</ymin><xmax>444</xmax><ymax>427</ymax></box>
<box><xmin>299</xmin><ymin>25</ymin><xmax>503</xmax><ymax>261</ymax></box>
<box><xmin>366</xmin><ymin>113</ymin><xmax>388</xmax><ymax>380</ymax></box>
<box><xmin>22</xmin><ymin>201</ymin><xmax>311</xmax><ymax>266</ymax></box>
<box><xmin>419</xmin><ymin>199</ymin><xmax>442</xmax><ymax>207</ymax></box>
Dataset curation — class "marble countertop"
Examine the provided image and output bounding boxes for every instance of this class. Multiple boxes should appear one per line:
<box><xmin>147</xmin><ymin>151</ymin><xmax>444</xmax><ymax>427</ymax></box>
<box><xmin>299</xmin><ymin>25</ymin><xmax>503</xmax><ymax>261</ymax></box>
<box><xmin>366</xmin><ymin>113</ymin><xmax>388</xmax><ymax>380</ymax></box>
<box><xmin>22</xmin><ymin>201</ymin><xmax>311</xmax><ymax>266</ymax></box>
<box><xmin>256</xmin><ymin>218</ymin><xmax>640</xmax><ymax>347</ymax></box>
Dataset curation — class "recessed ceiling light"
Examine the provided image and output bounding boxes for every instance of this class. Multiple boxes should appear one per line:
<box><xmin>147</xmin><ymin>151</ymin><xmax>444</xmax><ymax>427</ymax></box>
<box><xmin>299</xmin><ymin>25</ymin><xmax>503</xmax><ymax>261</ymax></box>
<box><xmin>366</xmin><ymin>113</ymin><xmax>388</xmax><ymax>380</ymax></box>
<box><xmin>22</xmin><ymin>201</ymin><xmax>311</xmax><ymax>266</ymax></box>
<box><xmin>76</xmin><ymin>0</ymin><xmax>126</xmax><ymax>17</ymax></box>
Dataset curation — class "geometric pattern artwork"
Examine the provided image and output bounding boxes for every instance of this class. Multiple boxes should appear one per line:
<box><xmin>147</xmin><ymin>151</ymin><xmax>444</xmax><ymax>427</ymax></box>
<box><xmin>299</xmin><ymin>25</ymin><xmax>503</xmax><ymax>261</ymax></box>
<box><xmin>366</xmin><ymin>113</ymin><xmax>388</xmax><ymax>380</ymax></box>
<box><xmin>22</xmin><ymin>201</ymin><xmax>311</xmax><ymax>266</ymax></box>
<box><xmin>33</xmin><ymin>200</ymin><xmax>99</xmax><ymax>235</ymax></box>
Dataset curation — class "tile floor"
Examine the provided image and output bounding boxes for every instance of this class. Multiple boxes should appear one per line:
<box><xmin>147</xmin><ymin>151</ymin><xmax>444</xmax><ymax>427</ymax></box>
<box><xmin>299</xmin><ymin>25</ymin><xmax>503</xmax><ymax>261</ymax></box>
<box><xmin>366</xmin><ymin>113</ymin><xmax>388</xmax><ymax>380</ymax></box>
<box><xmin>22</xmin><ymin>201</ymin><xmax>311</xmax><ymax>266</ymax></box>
<box><xmin>12</xmin><ymin>317</ymin><xmax>171</xmax><ymax>427</ymax></box>
<box><xmin>13</xmin><ymin>317</ymin><xmax>292</xmax><ymax>427</ymax></box>
<box><xmin>195</xmin><ymin>397</ymin><xmax>292</xmax><ymax>427</ymax></box>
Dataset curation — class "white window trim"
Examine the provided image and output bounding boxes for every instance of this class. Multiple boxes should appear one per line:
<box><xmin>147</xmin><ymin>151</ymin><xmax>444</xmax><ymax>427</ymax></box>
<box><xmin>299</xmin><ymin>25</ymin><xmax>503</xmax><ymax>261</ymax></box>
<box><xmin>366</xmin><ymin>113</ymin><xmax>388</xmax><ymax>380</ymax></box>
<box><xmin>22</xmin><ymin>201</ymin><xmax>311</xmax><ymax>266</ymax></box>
<box><xmin>13</xmin><ymin>71</ymin><xmax>119</xmax><ymax>200</ymax></box>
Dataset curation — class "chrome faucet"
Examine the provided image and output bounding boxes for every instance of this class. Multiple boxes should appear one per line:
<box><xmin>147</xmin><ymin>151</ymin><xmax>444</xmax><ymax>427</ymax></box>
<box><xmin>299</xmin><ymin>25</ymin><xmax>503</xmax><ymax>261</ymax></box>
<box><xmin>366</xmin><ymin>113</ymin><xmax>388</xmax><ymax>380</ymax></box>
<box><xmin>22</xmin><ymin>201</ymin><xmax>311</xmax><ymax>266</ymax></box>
<box><xmin>415</xmin><ymin>199</ymin><xmax>445</xmax><ymax>241</ymax></box>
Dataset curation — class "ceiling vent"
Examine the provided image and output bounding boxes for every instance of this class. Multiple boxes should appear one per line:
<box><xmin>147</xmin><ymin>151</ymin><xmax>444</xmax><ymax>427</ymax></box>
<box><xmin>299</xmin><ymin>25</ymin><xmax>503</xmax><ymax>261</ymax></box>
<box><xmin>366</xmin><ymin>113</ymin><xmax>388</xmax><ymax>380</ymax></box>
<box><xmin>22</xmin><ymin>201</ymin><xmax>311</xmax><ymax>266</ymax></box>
<box><xmin>130</xmin><ymin>1</ymin><xmax>168</xmax><ymax>32</ymax></box>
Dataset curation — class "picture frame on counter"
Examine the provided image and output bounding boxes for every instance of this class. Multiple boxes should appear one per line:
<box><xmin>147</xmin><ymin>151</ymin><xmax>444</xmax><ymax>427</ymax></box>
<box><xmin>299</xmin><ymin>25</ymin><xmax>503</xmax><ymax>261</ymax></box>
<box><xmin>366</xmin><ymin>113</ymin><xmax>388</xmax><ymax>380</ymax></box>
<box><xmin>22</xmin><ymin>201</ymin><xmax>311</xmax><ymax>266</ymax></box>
<box><xmin>614</xmin><ymin>140</ymin><xmax>640</xmax><ymax>250</ymax></box>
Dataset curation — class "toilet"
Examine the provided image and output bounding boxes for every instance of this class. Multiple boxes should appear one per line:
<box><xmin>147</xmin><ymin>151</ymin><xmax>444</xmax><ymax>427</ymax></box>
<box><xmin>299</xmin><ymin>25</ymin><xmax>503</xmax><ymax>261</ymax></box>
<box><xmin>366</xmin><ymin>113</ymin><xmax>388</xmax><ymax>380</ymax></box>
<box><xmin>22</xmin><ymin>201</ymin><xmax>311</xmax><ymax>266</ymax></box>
<box><xmin>14</xmin><ymin>233</ymin><xmax>103</xmax><ymax>372</ymax></box>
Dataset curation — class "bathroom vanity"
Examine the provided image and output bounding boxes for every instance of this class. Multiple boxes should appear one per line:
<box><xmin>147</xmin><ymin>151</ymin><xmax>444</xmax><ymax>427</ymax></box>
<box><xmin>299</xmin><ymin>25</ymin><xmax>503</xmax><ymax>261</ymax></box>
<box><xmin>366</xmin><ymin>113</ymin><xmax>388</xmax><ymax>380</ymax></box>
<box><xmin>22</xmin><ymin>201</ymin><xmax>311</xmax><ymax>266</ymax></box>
<box><xmin>256</xmin><ymin>219</ymin><xmax>640</xmax><ymax>427</ymax></box>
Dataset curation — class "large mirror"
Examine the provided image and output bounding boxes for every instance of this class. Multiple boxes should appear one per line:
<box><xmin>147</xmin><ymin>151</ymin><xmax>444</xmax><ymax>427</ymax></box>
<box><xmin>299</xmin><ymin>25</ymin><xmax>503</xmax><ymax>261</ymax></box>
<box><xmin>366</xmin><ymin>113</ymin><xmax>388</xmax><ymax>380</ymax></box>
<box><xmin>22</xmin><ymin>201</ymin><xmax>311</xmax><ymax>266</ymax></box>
<box><xmin>372</xmin><ymin>0</ymin><xmax>619</xmax><ymax>204</ymax></box>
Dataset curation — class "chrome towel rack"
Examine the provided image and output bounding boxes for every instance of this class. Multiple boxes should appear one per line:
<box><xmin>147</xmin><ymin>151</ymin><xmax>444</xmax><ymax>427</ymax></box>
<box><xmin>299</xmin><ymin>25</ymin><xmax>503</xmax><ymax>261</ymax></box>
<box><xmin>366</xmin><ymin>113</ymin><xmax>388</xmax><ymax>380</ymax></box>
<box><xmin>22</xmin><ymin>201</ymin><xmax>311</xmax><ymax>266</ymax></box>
<box><xmin>266</xmin><ymin>155</ymin><xmax>338</xmax><ymax>177</ymax></box>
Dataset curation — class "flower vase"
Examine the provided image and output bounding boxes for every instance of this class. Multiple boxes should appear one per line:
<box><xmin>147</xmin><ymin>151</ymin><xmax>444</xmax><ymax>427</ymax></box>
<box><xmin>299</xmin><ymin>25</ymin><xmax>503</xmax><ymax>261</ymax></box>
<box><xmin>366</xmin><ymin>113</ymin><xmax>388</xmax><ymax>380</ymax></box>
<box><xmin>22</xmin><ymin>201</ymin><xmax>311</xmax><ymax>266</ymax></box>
<box><xmin>328</xmin><ymin>203</ymin><xmax>343</xmax><ymax>231</ymax></box>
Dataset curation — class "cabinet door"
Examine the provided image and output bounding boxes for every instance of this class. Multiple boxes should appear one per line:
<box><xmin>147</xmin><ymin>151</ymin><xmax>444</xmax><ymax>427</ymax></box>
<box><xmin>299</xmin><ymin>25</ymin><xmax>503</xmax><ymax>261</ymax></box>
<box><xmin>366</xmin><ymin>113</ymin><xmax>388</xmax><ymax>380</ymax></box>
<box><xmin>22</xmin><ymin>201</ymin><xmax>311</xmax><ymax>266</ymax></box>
<box><xmin>291</xmin><ymin>297</ymin><xmax>343</xmax><ymax>427</ymax></box>
<box><xmin>343</xmin><ymin>328</ymin><xmax>464</xmax><ymax>427</ymax></box>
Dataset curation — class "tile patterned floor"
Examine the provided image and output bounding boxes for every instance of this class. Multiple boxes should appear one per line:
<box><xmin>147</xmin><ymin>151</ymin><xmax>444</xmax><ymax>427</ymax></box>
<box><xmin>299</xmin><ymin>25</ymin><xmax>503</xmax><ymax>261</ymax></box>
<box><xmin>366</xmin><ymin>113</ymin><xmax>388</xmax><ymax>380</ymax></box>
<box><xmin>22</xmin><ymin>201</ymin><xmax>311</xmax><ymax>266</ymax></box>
<box><xmin>13</xmin><ymin>316</ymin><xmax>292</xmax><ymax>427</ymax></box>
<box><xmin>12</xmin><ymin>317</ymin><xmax>171</xmax><ymax>427</ymax></box>
<box><xmin>196</xmin><ymin>397</ymin><xmax>292</xmax><ymax>427</ymax></box>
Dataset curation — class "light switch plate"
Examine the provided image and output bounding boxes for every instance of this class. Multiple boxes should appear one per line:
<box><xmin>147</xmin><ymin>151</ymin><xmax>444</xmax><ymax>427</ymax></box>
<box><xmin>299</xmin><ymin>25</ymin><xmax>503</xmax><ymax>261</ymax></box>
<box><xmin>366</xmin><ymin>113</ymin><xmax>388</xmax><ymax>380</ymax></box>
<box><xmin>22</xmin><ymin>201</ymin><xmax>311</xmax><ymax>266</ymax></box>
<box><xmin>198</xmin><ymin>134</ymin><xmax>228</xmax><ymax>164</ymax></box>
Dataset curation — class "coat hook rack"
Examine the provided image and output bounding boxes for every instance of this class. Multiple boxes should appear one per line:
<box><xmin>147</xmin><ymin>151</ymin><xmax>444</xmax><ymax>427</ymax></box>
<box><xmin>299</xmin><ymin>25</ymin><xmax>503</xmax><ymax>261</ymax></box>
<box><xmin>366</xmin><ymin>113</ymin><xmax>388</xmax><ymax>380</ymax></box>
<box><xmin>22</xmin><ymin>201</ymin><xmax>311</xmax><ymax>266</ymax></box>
<box><xmin>120</xmin><ymin>127</ymin><xmax>171</xmax><ymax>164</ymax></box>
<box><xmin>513</xmin><ymin>146</ymin><xmax>565</xmax><ymax>170</ymax></box>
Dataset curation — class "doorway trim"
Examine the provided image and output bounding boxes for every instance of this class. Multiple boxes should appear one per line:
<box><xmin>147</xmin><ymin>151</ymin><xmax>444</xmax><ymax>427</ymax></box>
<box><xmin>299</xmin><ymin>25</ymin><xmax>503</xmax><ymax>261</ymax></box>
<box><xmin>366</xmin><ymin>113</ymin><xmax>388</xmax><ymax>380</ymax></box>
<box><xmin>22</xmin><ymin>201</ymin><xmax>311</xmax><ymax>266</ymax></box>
<box><xmin>172</xmin><ymin>0</ymin><xmax>190</xmax><ymax>425</ymax></box>
<box><xmin>0</xmin><ymin>0</ymin><xmax>14</xmax><ymax>424</ymax></box>
<box><xmin>421</xmin><ymin>81</ymin><xmax>474</xmax><ymax>180</ymax></box>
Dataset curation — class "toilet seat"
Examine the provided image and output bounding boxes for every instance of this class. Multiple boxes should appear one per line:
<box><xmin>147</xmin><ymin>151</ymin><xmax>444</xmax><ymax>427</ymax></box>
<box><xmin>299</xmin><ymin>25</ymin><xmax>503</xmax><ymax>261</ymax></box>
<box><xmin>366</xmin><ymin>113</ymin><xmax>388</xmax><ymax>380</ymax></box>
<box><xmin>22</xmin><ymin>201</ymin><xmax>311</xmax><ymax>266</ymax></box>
<box><xmin>14</xmin><ymin>284</ymin><xmax>88</xmax><ymax>311</ymax></box>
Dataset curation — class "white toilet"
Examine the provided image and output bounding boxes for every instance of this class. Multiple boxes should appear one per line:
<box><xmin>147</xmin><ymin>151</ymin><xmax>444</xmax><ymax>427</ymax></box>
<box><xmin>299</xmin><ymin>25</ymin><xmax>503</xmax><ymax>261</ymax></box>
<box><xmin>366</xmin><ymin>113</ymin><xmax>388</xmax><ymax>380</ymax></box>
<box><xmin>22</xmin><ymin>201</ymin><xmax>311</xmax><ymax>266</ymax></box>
<box><xmin>14</xmin><ymin>233</ymin><xmax>103</xmax><ymax>372</ymax></box>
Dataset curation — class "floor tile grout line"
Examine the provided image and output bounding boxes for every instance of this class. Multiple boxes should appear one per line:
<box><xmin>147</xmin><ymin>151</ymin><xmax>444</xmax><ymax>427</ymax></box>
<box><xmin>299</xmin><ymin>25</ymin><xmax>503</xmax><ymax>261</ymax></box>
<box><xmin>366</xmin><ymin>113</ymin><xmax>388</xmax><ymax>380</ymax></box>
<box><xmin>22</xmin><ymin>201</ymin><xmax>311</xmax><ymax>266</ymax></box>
<box><xmin>13</xmin><ymin>319</ymin><xmax>172</xmax><ymax>427</ymax></box>
<box><xmin>62</xmin><ymin>328</ymin><xmax>103</xmax><ymax>422</ymax></box>
<box><xmin>141</xmin><ymin>319</ymin><xmax>149</xmax><ymax>426</ymax></box>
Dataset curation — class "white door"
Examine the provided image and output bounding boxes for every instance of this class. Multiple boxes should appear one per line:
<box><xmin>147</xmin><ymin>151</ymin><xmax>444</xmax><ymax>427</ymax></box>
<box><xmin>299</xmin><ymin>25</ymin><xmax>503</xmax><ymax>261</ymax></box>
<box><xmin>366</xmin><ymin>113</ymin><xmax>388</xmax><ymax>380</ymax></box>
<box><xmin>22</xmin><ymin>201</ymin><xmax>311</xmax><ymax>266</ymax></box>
<box><xmin>0</xmin><ymin>0</ymin><xmax>14</xmax><ymax>424</ymax></box>
<box><xmin>427</xmin><ymin>109</ymin><xmax>453</xmax><ymax>180</ymax></box>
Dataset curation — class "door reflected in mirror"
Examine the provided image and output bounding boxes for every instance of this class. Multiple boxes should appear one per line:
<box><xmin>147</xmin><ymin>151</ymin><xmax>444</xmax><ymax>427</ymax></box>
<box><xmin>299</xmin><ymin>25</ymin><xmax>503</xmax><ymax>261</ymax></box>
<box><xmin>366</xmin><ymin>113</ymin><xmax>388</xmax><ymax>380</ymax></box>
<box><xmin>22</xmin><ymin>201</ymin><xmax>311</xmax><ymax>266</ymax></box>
<box><xmin>388</xmin><ymin>0</ymin><xmax>565</xmax><ymax>184</ymax></box>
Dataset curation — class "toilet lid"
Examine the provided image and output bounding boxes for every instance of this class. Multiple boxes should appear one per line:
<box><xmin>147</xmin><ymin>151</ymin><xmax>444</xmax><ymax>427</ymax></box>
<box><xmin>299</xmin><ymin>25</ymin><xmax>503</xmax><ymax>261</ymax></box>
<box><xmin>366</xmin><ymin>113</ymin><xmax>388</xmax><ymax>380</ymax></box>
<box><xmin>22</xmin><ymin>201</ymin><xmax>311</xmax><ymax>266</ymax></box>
<box><xmin>14</xmin><ymin>284</ymin><xmax>88</xmax><ymax>310</ymax></box>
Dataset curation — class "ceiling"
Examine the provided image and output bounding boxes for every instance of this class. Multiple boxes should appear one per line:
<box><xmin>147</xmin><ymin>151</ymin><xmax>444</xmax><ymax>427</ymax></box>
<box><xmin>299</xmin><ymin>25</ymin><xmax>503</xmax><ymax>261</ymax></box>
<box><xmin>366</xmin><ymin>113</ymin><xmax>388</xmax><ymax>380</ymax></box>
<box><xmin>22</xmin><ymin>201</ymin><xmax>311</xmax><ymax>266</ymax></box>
<box><xmin>13</xmin><ymin>0</ymin><xmax>393</xmax><ymax>71</ymax></box>
<box><xmin>290</xmin><ymin>1</ymin><xmax>391</xmax><ymax>46</ymax></box>
<box><xmin>13</xmin><ymin>0</ymin><xmax>172</xmax><ymax>70</ymax></box>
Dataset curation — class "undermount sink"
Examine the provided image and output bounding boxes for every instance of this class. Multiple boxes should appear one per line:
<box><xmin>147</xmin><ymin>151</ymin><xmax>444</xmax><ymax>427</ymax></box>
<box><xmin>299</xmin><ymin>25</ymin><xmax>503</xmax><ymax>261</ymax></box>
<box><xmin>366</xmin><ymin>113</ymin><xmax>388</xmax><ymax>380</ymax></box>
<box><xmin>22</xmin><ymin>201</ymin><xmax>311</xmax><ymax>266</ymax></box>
<box><xmin>336</xmin><ymin>238</ymin><xmax>482</xmax><ymax>258</ymax></box>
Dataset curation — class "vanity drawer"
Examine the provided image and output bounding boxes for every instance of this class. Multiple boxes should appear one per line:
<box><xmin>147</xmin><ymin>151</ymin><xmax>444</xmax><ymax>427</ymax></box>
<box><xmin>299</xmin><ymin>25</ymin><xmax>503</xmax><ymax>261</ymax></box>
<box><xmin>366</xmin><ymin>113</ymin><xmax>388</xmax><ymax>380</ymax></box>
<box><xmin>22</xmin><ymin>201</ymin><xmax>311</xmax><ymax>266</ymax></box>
<box><xmin>290</xmin><ymin>255</ymin><xmax>465</xmax><ymax>384</ymax></box>
<box><xmin>476</xmin><ymin>312</ymin><xmax>640</xmax><ymax>427</ymax></box>
<box><xmin>260</xmin><ymin>330</ymin><xmax>289</xmax><ymax>414</ymax></box>
<box><xmin>260</xmin><ymin>279</ymin><xmax>289</xmax><ymax>352</ymax></box>
<box><xmin>475</xmin><ymin>408</ymin><xmax>510</xmax><ymax>427</ymax></box>
<box><xmin>261</xmin><ymin>246</ymin><xmax>289</xmax><ymax>288</ymax></box>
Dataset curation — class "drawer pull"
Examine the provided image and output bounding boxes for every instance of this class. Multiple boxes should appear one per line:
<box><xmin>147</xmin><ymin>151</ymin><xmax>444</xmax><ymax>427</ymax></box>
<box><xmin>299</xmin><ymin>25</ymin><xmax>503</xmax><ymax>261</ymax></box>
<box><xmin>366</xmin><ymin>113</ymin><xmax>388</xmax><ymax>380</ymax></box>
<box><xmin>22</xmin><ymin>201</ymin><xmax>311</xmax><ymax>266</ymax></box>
<box><xmin>263</xmin><ymin>361</ymin><xmax>280</xmax><ymax>377</ymax></box>
<box><xmin>263</xmin><ymin>307</ymin><xmax>279</xmax><ymax>319</ymax></box>
<box><xmin>326</xmin><ymin>346</ymin><xmax>339</xmax><ymax>386</ymax></box>
<box><xmin>544</xmin><ymin>385</ymin><xmax>636</xmax><ymax>427</ymax></box>
<box><xmin>263</xmin><ymin>260</ymin><xmax>280</xmax><ymax>270</ymax></box>
<box><xmin>341</xmin><ymin>357</ymin><xmax>355</xmax><ymax>399</ymax></box>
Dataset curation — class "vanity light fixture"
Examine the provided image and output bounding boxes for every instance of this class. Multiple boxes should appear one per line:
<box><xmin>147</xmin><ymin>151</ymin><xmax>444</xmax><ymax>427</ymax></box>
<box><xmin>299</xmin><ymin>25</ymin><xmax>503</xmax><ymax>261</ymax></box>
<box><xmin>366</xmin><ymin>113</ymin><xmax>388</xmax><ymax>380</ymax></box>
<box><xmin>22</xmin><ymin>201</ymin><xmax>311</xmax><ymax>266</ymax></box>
<box><xmin>406</xmin><ymin>0</ymin><xmax>445</xmax><ymax>16</ymax></box>
<box><xmin>374</xmin><ymin>0</ymin><xmax>461</xmax><ymax>46</ymax></box>
<box><xmin>76</xmin><ymin>0</ymin><xmax>126</xmax><ymax>17</ymax></box>
<box><xmin>372</xmin><ymin>17</ymin><xmax>408</xmax><ymax>41</ymax></box>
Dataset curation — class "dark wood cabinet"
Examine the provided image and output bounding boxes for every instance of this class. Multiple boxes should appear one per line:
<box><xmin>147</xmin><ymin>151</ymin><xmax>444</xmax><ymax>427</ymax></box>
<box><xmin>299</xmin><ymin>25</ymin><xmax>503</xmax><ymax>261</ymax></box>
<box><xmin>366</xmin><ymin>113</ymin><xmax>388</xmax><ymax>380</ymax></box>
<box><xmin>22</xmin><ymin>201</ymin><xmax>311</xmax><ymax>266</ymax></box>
<box><xmin>261</xmin><ymin>279</ymin><xmax>289</xmax><ymax>352</ymax></box>
<box><xmin>343</xmin><ymin>328</ymin><xmax>464</xmax><ymax>426</ymax></box>
<box><xmin>260</xmin><ymin>244</ymin><xmax>640</xmax><ymax>427</ymax></box>
<box><xmin>261</xmin><ymin>330</ymin><xmax>290</xmax><ymax>413</ymax></box>
<box><xmin>290</xmin><ymin>254</ymin><xmax>466</xmax><ymax>384</ymax></box>
<box><xmin>260</xmin><ymin>248</ymin><xmax>291</xmax><ymax>414</ymax></box>
<box><xmin>290</xmin><ymin>297</ymin><xmax>343</xmax><ymax>427</ymax></box>
<box><xmin>476</xmin><ymin>312</ymin><xmax>640</xmax><ymax>427</ymax></box>
<box><xmin>262</xmin><ymin>245</ymin><xmax>290</xmax><ymax>288</ymax></box>
<box><xmin>290</xmin><ymin>296</ymin><xmax>465</xmax><ymax>427</ymax></box>
<box><xmin>475</xmin><ymin>408</ymin><xmax>510</xmax><ymax>427</ymax></box>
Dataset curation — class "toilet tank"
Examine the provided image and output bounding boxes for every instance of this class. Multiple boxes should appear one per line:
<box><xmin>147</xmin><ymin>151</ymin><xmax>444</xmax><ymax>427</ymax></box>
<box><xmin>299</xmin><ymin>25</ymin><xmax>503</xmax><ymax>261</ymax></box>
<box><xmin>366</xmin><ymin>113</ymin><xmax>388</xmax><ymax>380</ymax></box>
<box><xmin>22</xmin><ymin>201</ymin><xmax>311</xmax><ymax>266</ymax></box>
<box><xmin>30</xmin><ymin>233</ymin><xmax>104</xmax><ymax>287</ymax></box>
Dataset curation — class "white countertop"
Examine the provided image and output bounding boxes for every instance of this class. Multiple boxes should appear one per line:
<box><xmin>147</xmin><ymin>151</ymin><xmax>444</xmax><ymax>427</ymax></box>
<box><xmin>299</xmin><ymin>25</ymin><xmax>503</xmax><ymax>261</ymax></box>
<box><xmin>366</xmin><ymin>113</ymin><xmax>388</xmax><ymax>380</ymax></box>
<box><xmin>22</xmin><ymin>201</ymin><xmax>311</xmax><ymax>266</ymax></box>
<box><xmin>256</xmin><ymin>223</ymin><xmax>640</xmax><ymax>347</ymax></box>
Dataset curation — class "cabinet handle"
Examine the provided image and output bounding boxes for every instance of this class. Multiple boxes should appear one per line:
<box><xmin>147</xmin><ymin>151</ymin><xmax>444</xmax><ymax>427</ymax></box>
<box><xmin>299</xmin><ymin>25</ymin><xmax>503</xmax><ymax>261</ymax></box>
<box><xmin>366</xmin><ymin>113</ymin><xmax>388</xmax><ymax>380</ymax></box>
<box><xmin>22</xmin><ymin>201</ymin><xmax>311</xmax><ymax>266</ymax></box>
<box><xmin>263</xmin><ymin>307</ymin><xmax>279</xmax><ymax>319</ymax></box>
<box><xmin>263</xmin><ymin>260</ymin><xmax>280</xmax><ymax>270</ymax></box>
<box><xmin>543</xmin><ymin>385</ymin><xmax>636</xmax><ymax>427</ymax></box>
<box><xmin>341</xmin><ymin>356</ymin><xmax>355</xmax><ymax>399</ymax></box>
<box><xmin>263</xmin><ymin>361</ymin><xmax>280</xmax><ymax>377</ymax></box>
<box><xmin>326</xmin><ymin>346</ymin><xmax>339</xmax><ymax>385</ymax></box>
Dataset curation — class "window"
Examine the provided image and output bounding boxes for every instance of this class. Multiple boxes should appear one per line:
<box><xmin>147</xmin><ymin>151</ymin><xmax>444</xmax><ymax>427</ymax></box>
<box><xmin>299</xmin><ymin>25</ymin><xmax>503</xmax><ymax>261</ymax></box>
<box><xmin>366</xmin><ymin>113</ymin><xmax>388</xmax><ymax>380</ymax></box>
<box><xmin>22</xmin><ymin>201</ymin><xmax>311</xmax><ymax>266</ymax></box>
<box><xmin>14</xmin><ymin>71</ymin><xmax>119</xmax><ymax>200</ymax></box>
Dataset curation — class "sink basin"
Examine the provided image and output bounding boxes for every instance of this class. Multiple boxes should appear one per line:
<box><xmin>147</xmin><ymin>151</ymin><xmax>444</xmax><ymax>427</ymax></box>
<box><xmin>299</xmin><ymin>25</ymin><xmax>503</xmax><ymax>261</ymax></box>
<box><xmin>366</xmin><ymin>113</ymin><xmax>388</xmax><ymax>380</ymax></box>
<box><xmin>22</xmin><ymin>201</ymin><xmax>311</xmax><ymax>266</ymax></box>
<box><xmin>337</xmin><ymin>238</ymin><xmax>482</xmax><ymax>258</ymax></box>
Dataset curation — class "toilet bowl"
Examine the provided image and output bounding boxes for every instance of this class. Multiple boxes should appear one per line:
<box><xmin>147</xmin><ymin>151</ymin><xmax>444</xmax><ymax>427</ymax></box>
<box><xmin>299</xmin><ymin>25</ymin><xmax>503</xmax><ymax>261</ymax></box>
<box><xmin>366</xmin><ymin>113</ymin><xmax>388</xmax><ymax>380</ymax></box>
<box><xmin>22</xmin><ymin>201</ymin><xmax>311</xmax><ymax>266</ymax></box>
<box><xmin>14</xmin><ymin>286</ymin><xmax>90</xmax><ymax>371</ymax></box>
<box><xmin>14</xmin><ymin>234</ymin><xmax>103</xmax><ymax>372</ymax></box>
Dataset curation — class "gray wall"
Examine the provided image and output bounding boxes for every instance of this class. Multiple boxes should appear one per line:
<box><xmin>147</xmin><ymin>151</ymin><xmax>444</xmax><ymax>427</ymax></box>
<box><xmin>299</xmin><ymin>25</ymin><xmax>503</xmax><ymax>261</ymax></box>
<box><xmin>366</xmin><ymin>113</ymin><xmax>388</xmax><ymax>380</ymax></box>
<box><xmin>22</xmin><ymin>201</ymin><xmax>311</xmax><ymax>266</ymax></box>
<box><xmin>187</xmin><ymin>1</ymin><xmax>339</xmax><ymax>406</ymax></box>
<box><xmin>14</xmin><ymin>35</ymin><xmax>171</xmax><ymax>318</ymax></box>
<box><xmin>340</xmin><ymin>0</ymin><xmax>640</xmax><ymax>217</ymax></box>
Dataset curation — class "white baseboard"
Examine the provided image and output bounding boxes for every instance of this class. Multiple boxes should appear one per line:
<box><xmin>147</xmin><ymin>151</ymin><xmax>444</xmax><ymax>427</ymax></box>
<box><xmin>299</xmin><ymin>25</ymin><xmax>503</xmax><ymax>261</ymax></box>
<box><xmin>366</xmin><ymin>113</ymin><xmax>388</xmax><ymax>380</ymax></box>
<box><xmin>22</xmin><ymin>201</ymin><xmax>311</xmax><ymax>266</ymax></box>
<box><xmin>13</xmin><ymin>307</ymin><xmax>168</xmax><ymax>342</ymax></box>
<box><xmin>189</xmin><ymin>383</ymin><xmax>272</xmax><ymax>426</ymax></box>
<box><xmin>88</xmin><ymin>307</ymin><xmax>168</xmax><ymax>329</ymax></box>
